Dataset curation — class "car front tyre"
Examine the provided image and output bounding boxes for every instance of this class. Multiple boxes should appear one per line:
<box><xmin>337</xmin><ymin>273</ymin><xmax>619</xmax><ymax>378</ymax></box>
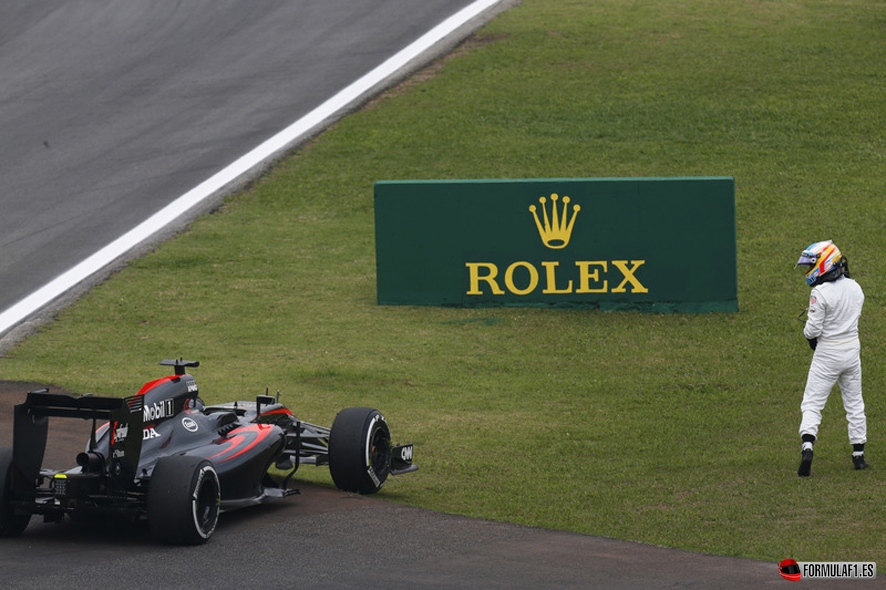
<box><xmin>328</xmin><ymin>407</ymin><xmax>391</xmax><ymax>495</ymax></box>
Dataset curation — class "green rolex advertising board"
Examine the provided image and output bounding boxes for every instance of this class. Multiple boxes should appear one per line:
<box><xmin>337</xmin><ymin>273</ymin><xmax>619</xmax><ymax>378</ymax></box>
<box><xmin>374</xmin><ymin>177</ymin><xmax>737</xmax><ymax>313</ymax></box>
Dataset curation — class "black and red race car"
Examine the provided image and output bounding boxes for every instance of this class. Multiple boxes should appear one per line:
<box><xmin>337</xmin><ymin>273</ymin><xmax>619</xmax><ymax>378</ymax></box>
<box><xmin>0</xmin><ymin>359</ymin><xmax>416</xmax><ymax>544</ymax></box>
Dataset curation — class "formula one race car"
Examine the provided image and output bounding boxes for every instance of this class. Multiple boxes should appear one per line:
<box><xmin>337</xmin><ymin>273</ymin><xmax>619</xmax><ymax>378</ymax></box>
<box><xmin>0</xmin><ymin>359</ymin><xmax>416</xmax><ymax>544</ymax></box>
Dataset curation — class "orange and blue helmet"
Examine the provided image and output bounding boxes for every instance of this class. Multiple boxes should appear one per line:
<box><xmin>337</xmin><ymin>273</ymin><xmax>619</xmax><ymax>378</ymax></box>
<box><xmin>796</xmin><ymin>240</ymin><xmax>843</xmax><ymax>286</ymax></box>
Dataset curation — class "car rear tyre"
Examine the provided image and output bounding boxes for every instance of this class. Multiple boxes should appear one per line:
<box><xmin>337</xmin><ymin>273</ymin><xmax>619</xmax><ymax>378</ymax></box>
<box><xmin>0</xmin><ymin>448</ymin><xmax>31</xmax><ymax>537</ymax></box>
<box><xmin>148</xmin><ymin>455</ymin><xmax>220</xmax><ymax>545</ymax></box>
<box><xmin>328</xmin><ymin>407</ymin><xmax>391</xmax><ymax>495</ymax></box>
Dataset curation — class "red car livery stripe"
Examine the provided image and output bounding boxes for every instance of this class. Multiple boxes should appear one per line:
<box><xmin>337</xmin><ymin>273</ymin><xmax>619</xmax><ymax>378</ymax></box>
<box><xmin>208</xmin><ymin>424</ymin><xmax>275</xmax><ymax>462</ymax></box>
<box><xmin>260</xmin><ymin>407</ymin><xmax>293</xmax><ymax>417</ymax></box>
<box><xmin>137</xmin><ymin>375</ymin><xmax>177</xmax><ymax>395</ymax></box>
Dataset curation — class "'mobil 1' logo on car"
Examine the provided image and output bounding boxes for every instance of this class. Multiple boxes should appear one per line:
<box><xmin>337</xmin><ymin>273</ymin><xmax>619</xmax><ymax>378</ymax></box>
<box><xmin>143</xmin><ymin>398</ymin><xmax>174</xmax><ymax>423</ymax></box>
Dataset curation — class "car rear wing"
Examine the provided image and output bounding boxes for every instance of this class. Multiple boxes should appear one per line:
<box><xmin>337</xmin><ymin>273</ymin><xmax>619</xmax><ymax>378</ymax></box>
<box><xmin>14</xmin><ymin>390</ymin><xmax>144</xmax><ymax>486</ymax></box>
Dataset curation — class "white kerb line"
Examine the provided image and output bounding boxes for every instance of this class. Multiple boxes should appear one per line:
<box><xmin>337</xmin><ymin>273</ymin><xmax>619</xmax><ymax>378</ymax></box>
<box><xmin>0</xmin><ymin>0</ymin><xmax>505</xmax><ymax>335</ymax></box>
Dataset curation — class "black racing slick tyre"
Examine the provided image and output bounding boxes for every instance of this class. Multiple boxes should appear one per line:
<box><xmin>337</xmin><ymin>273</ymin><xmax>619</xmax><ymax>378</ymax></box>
<box><xmin>0</xmin><ymin>448</ymin><xmax>31</xmax><ymax>537</ymax></box>
<box><xmin>147</xmin><ymin>455</ymin><xmax>220</xmax><ymax>545</ymax></box>
<box><xmin>328</xmin><ymin>407</ymin><xmax>391</xmax><ymax>495</ymax></box>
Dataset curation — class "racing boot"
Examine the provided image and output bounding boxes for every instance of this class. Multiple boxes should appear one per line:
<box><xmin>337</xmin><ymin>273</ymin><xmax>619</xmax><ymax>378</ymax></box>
<box><xmin>798</xmin><ymin>449</ymin><xmax>813</xmax><ymax>477</ymax></box>
<box><xmin>852</xmin><ymin>443</ymin><xmax>869</xmax><ymax>470</ymax></box>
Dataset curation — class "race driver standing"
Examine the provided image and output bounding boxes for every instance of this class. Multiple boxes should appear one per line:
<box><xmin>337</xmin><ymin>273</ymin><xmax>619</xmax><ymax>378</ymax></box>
<box><xmin>795</xmin><ymin>240</ymin><xmax>868</xmax><ymax>476</ymax></box>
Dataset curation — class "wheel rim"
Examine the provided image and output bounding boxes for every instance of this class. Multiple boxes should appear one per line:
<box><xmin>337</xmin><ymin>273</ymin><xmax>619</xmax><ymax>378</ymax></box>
<box><xmin>192</xmin><ymin>466</ymin><xmax>220</xmax><ymax>538</ymax></box>
<box><xmin>369</xmin><ymin>423</ymin><xmax>391</xmax><ymax>476</ymax></box>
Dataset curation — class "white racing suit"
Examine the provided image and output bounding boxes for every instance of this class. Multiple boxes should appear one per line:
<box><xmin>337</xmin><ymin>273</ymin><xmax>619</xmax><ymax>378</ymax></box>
<box><xmin>799</xmin><ymin>276</ymin><xmax>866</xmax><ymax>444</ymax></box>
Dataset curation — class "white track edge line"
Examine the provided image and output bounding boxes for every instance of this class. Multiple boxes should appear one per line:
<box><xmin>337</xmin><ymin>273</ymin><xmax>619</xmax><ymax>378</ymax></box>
<box><xmin>0</xmin><ymin>0</ymin><xmax>504</xmax><ymax>336</ymax></box>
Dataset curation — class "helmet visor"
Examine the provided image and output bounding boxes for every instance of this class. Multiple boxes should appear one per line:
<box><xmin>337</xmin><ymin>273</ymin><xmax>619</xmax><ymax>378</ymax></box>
<box><xmin>796</xmin><ymin>253</ymin><xmax>817</xmax><ymax>267</ymax></box>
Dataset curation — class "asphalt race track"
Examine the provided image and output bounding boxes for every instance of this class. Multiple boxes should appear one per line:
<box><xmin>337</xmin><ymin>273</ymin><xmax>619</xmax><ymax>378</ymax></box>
<box><xmin>0</xmin><ymin>0</ymin><xmax>502</xmax><ymax>340</ymax></box>
<box><xmin>0</xmin><ymin>4</ymin><xmax>866</xmax><ymax>589</ymax></box>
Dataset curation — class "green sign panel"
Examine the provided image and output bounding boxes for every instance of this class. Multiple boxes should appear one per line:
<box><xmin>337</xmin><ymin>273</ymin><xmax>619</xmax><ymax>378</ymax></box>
<box><xmin>374</xmin><ymin>177</ymin><xmax>737</xmax><ymax>312</ymax></box>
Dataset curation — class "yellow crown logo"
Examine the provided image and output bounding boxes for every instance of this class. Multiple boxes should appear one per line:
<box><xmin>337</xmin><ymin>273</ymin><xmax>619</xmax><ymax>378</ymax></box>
<box><xmin>529</xmin><ymin>194</ymin><xmax>580</xmax><ymax>249</ymax></box>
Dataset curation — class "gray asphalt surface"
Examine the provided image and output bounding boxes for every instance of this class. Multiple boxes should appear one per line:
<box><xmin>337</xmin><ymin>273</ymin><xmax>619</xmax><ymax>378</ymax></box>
<box><xmin>0</xmin><ymin>0</ymin><xmax>498</xmax><ymax>339</ymax></box>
